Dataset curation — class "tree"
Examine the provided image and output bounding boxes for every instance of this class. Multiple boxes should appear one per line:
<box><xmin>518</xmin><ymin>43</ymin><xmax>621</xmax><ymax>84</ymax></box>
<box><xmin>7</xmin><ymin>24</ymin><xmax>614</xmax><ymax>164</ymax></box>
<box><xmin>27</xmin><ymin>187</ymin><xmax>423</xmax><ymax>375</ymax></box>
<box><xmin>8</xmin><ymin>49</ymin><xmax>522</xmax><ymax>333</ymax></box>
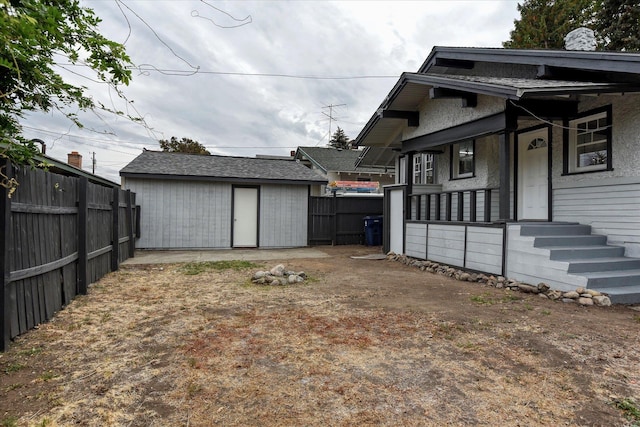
<box><xmin>1</xmin><ymin>0</ymin><xmax>133</xmax><ymax>168</ymax></box>
<box><xmin>594</xmin><ymin>0</ymin><xmax>640</xmax><ymax>51</ymax></box>
<box><xmin>503</xmin><ymin>0</ymin><xmax>596</xmax><ymax>49</ymax></box>
<box><xmin>159</xmin><ymin>137</ymin><xmax>211</xmax><ymax>155</ymax></box>
<box><xmin>328</xmin><ymin>127</ymin><xmax>351</xmax><ymax>150</ymax></box>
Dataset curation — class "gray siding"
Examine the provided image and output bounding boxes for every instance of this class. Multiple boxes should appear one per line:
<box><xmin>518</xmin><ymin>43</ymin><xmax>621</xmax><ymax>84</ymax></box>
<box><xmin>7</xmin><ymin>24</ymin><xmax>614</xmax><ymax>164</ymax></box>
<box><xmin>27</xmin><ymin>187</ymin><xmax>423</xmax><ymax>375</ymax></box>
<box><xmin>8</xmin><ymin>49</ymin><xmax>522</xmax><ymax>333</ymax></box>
<box><xmin>125</xmin><ymin>179</ymin><xmax>232</xmax><ymax>249</ymax></box>
<box><xmin>405</xmin><ymin>223</ymin><xmax>427</xmax><ymax>259</ymax></box>
<box><xmin>260</xmin><ymin>185</ymin><xmax>309</xmax><ymax>248</ymax></box>
<box><xmin>427</xmin><ymin>224</ymin><xmax>465</xmax><ymax>267</ymax></box>
<box><xmin>465</xmin><ymin>227</ymin><xmax>503</xmax><ymax>274</ymax></box>
<box><xmin>553</xmin><ymin>178</ymin><xmax>640</xmax><ymax>256</ymax></box>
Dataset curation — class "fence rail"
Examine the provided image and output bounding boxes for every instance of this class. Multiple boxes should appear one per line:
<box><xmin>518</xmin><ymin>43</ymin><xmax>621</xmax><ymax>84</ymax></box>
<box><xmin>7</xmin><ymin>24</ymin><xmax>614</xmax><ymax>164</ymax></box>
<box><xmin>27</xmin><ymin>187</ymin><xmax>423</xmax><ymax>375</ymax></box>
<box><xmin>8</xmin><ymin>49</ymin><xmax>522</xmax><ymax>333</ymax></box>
<box><xmin>1</xmin><ymin>160</ymin><xmax>137</xmax><ymax>351</ymax></box>
<box><xmin>308</xmin><ymin>195</ymin><xmax>383</xmax><ymax>245</ymax></box>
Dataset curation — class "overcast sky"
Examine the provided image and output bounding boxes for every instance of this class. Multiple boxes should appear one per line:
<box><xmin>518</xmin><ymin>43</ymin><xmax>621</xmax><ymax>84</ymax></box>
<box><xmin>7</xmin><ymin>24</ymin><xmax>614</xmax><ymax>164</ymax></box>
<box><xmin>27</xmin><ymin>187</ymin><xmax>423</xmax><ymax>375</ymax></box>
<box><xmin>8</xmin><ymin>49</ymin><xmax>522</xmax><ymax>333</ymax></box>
<box><xmin>22</xmin><ymin>0</ymin><xmax>521</xmax><ymax>182</ymax></box>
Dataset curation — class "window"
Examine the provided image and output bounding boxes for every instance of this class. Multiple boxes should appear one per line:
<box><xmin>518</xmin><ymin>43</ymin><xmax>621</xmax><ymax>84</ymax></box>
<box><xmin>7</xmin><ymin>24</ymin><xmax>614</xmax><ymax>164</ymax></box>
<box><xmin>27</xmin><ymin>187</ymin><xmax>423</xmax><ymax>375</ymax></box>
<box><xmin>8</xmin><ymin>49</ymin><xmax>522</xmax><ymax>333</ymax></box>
<box><xmin>413</xmin><ymin>153</ymin><xmax>435</xmax><ymax>184</ymax></box>
<box><xmin>565</xmin><ymin>106</ymin><xmax>611</xmax><ymax>174</ymax></box>
<box><xmin>398</xmin><ymin>156</ymin><xmax>407</xmax><ymax>184</ymax></box>
<box><xmin>451</xmin><ymin>140</ymin><xmax>474</xmax><ymax>179</ymax></box>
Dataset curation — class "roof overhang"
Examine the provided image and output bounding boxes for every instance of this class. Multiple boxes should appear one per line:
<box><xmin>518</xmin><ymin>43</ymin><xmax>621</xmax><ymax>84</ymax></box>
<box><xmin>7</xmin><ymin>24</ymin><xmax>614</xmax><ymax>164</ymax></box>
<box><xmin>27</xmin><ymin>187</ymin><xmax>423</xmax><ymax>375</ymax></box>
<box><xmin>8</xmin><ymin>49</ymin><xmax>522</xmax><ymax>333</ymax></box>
<box><xmin>119</xmin><ymin>172</ymin><xmax>327</xmax><ymax>186</ymax></box>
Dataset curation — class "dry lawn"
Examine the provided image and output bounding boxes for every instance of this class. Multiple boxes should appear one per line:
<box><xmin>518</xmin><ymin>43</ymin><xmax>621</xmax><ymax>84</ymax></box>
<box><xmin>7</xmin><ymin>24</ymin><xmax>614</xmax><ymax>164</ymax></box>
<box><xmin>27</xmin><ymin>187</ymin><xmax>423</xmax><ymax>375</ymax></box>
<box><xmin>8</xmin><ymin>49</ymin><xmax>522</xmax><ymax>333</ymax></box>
<box><xmin>1</xmin><ymin>246</ymin><xmax>639</xmax><ymax>426</ymax></box>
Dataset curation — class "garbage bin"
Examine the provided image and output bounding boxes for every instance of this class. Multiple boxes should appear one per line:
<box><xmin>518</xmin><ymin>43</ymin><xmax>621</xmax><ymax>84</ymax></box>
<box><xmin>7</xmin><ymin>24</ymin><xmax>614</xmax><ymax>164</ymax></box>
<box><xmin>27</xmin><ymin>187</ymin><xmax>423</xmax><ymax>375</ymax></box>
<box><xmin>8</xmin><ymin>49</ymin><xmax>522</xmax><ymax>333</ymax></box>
<box><xmin>364</xmin><ymin>215</ymin><xmax>383</xmax><ymax>246</ymax></box>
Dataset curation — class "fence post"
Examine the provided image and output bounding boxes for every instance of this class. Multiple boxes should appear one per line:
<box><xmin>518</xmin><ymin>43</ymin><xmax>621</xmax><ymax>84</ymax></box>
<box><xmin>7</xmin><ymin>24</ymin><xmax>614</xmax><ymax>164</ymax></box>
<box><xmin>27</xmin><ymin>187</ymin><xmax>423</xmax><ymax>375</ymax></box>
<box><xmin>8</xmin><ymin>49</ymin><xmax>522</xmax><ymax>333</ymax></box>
<box><xmin>111</xmin><ymin>187</ymin><xmax>119</xmax><ymax>271</ymax></box>
<box><xmin>332</xmin><ymin>192</ymin><xmax>337</xmax><ymax>246</ymax></box>
<box><xmin>470</xmin><ymin>190</ymin><xmax>477</xmax><ymax>223</ymax></box>
<box><xmin>0</xmin><ymin>160</ymin><xmax>12</xmax><ymax>351</ymax></box>
<box><xmin>77</xmin><ymin>177</ymin><xmax>88</xmax><ymax>295</ymax></box>
<box><xmin>457</xmin><ymin>192</ymin><xmax>464</xmax><ymax>222</ymax></box>
<box><xmin>126</xmin><ymin>190</ymin><xmax>134</xmax><ymax>257</ymax></box>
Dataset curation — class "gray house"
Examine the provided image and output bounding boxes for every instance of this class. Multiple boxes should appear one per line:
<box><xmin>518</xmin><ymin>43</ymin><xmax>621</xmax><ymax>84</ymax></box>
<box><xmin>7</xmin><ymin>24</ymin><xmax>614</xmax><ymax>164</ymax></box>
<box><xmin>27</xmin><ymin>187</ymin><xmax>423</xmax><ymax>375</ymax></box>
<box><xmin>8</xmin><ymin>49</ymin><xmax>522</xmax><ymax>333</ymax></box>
<box><xmin>355</xmin><ymin>46</ymin><xmax>640</xmax><ymax>303</ymax></box>
<box><xmin>120</xmin><ymin>150</ymin><xmax>326</xmax><ymax>249</ymax></box>
<box><xmin>294</xmin><ymin>146</ymin><xmax>395</xmax><ymax>195</ymax></box>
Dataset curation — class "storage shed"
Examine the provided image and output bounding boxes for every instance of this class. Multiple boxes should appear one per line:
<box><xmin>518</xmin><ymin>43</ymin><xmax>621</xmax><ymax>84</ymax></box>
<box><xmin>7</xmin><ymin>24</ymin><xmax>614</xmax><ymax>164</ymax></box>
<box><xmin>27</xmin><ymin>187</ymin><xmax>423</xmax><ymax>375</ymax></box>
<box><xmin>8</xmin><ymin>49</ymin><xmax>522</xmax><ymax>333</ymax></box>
<box><xmin>120</xmin><ymin>150</ymin><xmax>326</xmax><ymax>249</ymax></box>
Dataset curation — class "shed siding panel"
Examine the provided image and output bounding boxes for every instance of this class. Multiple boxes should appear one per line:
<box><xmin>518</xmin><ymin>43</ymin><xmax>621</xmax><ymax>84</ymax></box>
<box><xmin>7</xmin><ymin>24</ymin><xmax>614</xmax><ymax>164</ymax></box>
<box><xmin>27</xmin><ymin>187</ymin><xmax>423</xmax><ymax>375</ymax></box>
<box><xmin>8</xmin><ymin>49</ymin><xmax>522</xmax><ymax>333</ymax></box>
<box><xmin>427</xmin><ymin>225</ymin><xmax>465</xmax><ymax>267</ymax></box>
<box><xmin>405</xmin><ymin>223</ymin><xmax>427</xmax><ymax>259</ymax></box>
<box><xmin>125</xmin><ymin>179</ymin><xmax>231</xmax><ymax>249</ymax></box>
<box><xmin>260</xmin><ymin>185</ymin><xmax>308</xmax><ymax>248</ymax></box>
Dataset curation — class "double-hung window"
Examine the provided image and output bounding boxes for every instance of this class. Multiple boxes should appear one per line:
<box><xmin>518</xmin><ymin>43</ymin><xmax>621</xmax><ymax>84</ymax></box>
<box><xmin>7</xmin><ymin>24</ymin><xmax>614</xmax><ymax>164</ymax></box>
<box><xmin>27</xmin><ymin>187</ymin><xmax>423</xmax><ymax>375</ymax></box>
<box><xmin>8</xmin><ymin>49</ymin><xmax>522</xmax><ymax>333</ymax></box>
<box><xmin>565</xmin><ymin>106</ymin><xmax>612</xmax><ymax>174</ymax></box>
<box><xmin>451</xmin><ymin>140</ymin><xmax>475</xmax><ymax>179</ymax></box>
<box><xmin>413</xmin><ymin>153</ymin><xmax>435</xmax><ymax>184</ymax></box>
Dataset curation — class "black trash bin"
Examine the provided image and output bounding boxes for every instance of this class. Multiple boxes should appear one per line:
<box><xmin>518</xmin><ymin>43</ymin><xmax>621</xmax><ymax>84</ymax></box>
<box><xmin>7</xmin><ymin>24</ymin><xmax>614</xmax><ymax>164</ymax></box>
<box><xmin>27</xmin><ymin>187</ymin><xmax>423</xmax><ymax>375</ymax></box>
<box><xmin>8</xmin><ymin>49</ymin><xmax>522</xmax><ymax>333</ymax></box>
<box><xmin>364</xmin><ymin>215</ymin><xmax>383</xmax><ymax>246</ymax></box>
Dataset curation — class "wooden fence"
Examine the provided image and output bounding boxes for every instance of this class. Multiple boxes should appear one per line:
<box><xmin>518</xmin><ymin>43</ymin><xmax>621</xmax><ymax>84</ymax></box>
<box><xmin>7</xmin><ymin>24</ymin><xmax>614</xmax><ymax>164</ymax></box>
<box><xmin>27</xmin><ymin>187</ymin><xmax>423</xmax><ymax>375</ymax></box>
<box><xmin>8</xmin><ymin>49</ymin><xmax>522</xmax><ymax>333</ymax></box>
<box><xmin>1</xmin><ymin>160</ymin><xmax>137</xmax><ymax>351</ymax></box>
<box><xmin>308</xmin><ymin>195</ymin><xmax>383</xmax><ymax>245</ymax></box>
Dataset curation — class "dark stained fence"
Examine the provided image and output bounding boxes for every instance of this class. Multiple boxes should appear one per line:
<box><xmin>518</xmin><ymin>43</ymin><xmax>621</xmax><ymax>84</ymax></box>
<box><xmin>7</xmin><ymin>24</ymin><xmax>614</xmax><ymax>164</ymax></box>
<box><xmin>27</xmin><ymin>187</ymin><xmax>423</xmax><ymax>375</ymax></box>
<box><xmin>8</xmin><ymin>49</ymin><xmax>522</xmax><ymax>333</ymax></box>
<box><xmin>1</xmin><ymin>160</ymin><xmax>137</xmax><ymax>351</ymax></box>
<box><xmin>308</xmin><ymin>195</ymin><xmax>383</xmax><ymax>245</ymax></box>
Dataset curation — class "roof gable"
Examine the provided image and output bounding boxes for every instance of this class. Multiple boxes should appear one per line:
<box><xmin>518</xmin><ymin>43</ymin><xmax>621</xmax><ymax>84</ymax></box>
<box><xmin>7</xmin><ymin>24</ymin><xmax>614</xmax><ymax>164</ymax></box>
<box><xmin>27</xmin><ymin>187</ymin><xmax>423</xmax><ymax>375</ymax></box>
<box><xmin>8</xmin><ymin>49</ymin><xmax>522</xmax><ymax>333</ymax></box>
<box><xmin>295</xmin><ymin>146</ymin><xmax>388</xmax><ymax>174</ymax></box>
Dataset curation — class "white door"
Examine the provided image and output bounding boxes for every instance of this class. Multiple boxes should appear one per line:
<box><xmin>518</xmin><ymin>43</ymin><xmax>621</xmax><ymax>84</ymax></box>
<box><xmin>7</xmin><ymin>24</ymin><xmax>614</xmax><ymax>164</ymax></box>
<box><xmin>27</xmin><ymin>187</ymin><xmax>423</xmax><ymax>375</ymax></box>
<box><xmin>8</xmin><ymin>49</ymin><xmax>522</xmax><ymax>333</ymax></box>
<box><xmin>233</xmin><ymin>187</ymin><xmax>258</xmax><ymax>247</ymax></box>
<box><xmin>518</xmin><ymin>128</ymin><xmax>549</xmax><ymax>220</ymax></box>
<box><xmin>389</xmin><ymin>188</ymin><xmax>404</xmax><ymax>254</ymax></box>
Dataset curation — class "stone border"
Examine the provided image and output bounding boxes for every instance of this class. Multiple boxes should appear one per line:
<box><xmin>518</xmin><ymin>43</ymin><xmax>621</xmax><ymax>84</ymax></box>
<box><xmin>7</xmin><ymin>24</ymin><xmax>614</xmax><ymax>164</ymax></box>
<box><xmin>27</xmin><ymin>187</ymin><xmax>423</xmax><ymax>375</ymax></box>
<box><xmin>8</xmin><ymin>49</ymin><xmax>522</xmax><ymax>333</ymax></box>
<box><xmin>387</xmin><ymin>253</ymin><xmax>612</xmax><ymax>307</ymax></box>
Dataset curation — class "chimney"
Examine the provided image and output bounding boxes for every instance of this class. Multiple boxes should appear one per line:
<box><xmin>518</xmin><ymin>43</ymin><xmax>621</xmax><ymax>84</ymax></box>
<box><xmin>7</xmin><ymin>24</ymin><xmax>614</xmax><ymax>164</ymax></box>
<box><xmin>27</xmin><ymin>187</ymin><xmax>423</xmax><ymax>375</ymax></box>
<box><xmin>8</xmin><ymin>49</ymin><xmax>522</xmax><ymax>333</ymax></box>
<box><xmin>68</xmin><ymin>151</ymin><xmax>82</xmax><ymax>169</ymax></box>
<box><xmin>565</xmin><ymin>27</ymin><xmax>597</xmax><ymax>51</ymax></box>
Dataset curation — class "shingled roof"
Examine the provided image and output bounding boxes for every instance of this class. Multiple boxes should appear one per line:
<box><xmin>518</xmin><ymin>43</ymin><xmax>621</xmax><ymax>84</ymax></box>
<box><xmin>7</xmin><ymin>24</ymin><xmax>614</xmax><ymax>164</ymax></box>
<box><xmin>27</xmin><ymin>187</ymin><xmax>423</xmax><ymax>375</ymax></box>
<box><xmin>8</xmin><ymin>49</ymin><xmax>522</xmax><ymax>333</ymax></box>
<box><xmin>294</xmin><ymin>147</ymin><xmax>389</xmax><ymax>174</ymax></box>
<box><xmin>120</xmin><ymin>150</ymin><xmax>326</xmax><ymax>185</ymax></box>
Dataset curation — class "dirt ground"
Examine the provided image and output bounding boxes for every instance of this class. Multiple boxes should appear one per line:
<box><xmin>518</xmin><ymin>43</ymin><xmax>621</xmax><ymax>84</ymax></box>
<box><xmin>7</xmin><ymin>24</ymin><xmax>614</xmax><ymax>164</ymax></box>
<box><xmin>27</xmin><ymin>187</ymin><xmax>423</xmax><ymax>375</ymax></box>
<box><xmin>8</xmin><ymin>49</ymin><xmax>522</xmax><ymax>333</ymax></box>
<box><xmin>1</xmin><ymin>245</ymin><xmax>639</xmax><ymax>426</ymax></box>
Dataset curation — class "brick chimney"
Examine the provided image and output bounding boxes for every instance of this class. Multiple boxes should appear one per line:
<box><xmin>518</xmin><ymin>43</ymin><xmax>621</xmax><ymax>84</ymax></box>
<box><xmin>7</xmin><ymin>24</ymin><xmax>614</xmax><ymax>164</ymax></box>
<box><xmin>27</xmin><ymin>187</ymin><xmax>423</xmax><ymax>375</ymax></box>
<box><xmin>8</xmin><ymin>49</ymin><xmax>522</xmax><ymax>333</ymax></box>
<box><xmin>68</xmin><ymin>151</ymin><xmax>82</xmax><ymax>169</ymax></box>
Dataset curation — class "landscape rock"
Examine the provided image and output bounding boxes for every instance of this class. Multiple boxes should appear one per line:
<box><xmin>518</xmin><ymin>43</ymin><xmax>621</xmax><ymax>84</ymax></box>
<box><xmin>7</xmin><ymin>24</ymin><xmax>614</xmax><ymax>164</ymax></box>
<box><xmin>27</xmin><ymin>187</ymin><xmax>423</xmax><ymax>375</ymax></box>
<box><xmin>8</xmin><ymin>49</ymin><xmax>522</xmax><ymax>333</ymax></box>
<box><xmin>593</xmin><ymin>295</ymin><xmax>612</xmax><ymax>306</ymax></box>
<box><xmin>270</xmin><ymin>264</ymin><xmax>286</xmax><ymax>277</ymax></box>
<box><xmin>563</xmin><ymin>291</ymin><xmax>580</xmax><ymax>299</ymax></box>
<box><xmin>578</xmin><ymin>297</ymin><xmax>594</xmax><ymax>306</ymax></box>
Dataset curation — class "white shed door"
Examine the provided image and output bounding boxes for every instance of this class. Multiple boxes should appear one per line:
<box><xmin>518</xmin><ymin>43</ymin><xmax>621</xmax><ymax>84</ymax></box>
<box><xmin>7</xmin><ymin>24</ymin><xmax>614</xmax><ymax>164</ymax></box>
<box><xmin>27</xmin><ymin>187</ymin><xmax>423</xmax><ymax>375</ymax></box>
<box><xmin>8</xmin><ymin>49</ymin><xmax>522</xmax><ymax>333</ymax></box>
<box><xmin>518</xmin><ymin>128</ymin><xmax>549</xmax><ymax>220</ymax></box>
<box><xmin>233</xmin><ymin>187</ymin><xmax>258</xmax><ymax>247</ymax></box>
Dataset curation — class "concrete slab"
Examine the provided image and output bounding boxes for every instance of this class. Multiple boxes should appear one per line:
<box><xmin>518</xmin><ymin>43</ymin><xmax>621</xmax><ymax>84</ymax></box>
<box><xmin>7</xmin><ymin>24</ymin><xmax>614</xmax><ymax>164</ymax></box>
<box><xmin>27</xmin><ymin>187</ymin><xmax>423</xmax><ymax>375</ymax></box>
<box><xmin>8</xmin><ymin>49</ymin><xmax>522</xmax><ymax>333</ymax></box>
<box><xmin>121</xmin><ymin>247</ymin><xmax>331</xmax><ymax>265</ymax></box>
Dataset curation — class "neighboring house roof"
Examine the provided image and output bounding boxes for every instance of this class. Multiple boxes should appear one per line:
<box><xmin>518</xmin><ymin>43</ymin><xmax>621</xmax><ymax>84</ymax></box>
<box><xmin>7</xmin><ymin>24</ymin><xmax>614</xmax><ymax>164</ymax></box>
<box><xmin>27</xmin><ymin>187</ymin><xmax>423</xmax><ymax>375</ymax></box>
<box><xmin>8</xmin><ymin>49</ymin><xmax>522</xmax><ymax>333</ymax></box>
<box><xmin>120</xmin><ymin>150</ymin><xmax>326</xmax><ymax>185</ymax></box>
<box><xmin>294</xmin><ymin>146</ymin><xmax>392</xmax><ymax>175</ymax></box>
<box><xmin>355</xmin><ymin>46</ymin><xmax>640</xmax><ymax>148</ymax></box>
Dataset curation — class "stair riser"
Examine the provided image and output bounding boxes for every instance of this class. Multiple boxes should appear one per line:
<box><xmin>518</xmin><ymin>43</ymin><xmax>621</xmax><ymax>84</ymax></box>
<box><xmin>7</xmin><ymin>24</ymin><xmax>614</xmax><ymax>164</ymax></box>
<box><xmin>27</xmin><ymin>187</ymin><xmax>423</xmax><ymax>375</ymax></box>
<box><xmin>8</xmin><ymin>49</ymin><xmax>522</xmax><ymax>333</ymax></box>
<box><xmin>568</xmin><ymin>260</ymin><xmax>640</xmax><ymax>273</ymax></box>
<box><xmin>521</xmin><ymin>225</ymin><xmax>592</xmax><ymax>236</ymax></box>
<box><xmin>607</xmin><ymin>292</ymin><xmax>640</xmax><ymax>304</ymax></box>
<box><xmin>534</xmin><ymin>235</ymin><xmax>607</xmax><ymax>247</ymax></box>
<box><xmin>586</xmin><ymin>276</ymin><xmax>640</xmax><ymax>288</ymax></box>
<box><xmin>550</xmin><ymin>247</ymin><xmax>626</xmax><ymax>260</ymax></box>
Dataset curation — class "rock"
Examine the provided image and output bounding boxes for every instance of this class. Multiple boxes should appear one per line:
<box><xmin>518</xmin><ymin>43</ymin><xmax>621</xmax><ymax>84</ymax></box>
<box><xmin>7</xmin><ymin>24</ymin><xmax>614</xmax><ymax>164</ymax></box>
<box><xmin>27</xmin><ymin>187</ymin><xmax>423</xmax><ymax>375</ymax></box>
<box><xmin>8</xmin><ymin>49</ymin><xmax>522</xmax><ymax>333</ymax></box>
<box><xmin>562</xmin><ymin>298</ymin><xmax>576</xmax><ymax>303</ymax></box>
<box><xmin>538</xmin><ymin>293</ymin><xmax>549</xmax><ymax>299</ymax></box>
<box><xmin>537</xmin><ymin>282</ymin><xmax>550</xmax><ymax>293</ymax></box>
<box><xmin>459</xmin><ymin>272</ymin><xmax>471</xmax><ymax>281</ymax></box>
<box><xmin>578</xmin><ymin>297</ymin><xmax>594</xmax><ymax>306</ymax></box>
<box><xmin>296</xmin><ymin>271</ymin><xmax>307</xmax><ymax>279</ymax></box>
<box><xmin>547</xmin><ymin>290</ymin><xmax>563</xmax><ymax>300</ymax></box>
<box><xmin>580</xmin><ymin>293</ymin><xmax>593</xmax><ymax>299</ymax></box>
<box><xmin>253</xmin><ymin>271</ymin><xmax>268</xmax><ymax>280</ymax></box>
<box><xmin>563</xmin><ymin>291</ymin><xmax>580</xmax><ymax>299</ymax></box>
<box><xmin>270</xmin><ymin>279</ymin><xmax>281</xmax><ymax>286</ymax></box>
<box><xmin>593</xmin><ymin>295</ymin><xmax>612</xmax><ymax>306</ymax></box>
<box><xmin>576</xmin><ymin>287</ymin><xmax>586</xmax><ymax>295</ymax></box>
<box><xmin>270</xmin><ymin>264</ymin><xmax>286</xmax><ymax>277</ymax></box>
<box><xmin>494</xmin><ymin>282</ymin><xmax>503</xmax><ymax>289</ymax></box>
<box><xmin>497</xmin><ymin>276</ymin><xmax>506</xmax><ymax>283</ymax></box>
<box><xmin>518</xmin><ymin>283</ymin><xmax>539</xmax><ymax>294</ymax></box>
<box><xmin>586</xmin><ymin>289</ymin><xmax>602</xmax><ymax>297</ymax></box>
<box><xmin>288</xmin><ymin>275</ymin><xmax>298</xmax><ymax>284</ymax></box>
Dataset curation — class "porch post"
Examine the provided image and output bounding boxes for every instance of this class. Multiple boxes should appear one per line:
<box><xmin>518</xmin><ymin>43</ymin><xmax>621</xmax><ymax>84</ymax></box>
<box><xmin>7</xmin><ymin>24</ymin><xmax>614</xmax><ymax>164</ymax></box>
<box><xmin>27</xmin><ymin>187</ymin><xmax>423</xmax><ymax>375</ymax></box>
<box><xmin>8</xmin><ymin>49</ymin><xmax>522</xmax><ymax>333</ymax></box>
<box><xmin>498</xmin><ymin>131</ymin><xmax>511</xmax><ymax>221</ymax></box>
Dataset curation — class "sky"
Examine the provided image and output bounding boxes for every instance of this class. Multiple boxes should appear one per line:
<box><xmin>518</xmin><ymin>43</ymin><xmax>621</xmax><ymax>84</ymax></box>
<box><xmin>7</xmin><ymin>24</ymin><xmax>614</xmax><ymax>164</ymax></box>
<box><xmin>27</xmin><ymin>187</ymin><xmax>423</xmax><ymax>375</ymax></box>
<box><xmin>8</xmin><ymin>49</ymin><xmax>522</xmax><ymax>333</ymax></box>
<box><xmin>21</xmin><ymin>0</ymin><xmax>522</xmax><ymax>183</ymax></box>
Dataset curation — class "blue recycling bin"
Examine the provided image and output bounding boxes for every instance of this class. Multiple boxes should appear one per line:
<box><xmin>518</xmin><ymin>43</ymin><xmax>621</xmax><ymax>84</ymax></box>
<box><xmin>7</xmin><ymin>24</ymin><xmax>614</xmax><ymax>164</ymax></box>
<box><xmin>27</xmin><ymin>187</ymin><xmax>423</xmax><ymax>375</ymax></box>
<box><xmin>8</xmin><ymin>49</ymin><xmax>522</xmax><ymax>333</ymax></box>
<box><xmin>364</xmin><ymin>215</ymin><xmax>383</xmax><ymax>246</ymax></box>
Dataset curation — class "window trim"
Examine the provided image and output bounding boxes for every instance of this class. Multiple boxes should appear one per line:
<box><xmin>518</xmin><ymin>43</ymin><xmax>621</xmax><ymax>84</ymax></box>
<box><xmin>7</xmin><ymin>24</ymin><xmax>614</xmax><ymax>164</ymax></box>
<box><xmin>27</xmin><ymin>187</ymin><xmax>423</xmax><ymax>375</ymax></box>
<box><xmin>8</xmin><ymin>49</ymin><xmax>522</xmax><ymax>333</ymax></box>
<box><xmin>563</xmin><ymin>105</ymin><xmax>612</xmax><ymax>175</ymax></box>
<box><xmin>450</xmin><ymin>140</ymin><xmax>475</xmax><ymax>180</ymax></box>
<box><xmin>412</xmin><ymin>152</ymin><xmax>435</xmax><ymax>185</ymax></box>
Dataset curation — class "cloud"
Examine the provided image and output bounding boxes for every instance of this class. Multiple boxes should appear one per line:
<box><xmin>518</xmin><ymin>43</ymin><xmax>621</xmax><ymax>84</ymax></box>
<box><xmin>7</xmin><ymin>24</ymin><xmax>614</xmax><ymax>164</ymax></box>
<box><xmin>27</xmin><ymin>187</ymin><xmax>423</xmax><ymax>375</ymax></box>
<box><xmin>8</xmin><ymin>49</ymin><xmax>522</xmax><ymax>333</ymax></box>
<box><xmin>19</xmin><ymin>0</ymin><xmax>521</xmax><ymax>182</ymax></box>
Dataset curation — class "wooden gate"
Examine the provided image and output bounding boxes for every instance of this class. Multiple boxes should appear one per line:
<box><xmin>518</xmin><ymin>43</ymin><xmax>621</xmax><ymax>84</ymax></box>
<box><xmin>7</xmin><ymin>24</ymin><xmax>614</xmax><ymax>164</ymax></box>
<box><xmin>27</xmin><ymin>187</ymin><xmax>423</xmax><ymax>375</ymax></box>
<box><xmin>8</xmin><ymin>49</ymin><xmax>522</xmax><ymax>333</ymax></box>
<box><xmin>308</xmin><ymin>196</ymin><xmax>383</xmax><ymax>245</ymax></box>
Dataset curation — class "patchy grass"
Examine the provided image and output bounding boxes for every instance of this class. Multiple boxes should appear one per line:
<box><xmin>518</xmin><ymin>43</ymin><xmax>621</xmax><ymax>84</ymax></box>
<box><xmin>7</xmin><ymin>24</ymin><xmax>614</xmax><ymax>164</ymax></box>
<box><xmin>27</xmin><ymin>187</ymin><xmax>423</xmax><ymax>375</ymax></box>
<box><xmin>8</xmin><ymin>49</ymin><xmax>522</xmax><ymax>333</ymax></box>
<box><xmin>178</xmin><ymin>260</ymin><xmax>260</xmax><ymax>275</ymax></box>
<box><xmin>612</xmin><ymin>397</ymin><xmax>640</xmax><ymax>425</ymax></box>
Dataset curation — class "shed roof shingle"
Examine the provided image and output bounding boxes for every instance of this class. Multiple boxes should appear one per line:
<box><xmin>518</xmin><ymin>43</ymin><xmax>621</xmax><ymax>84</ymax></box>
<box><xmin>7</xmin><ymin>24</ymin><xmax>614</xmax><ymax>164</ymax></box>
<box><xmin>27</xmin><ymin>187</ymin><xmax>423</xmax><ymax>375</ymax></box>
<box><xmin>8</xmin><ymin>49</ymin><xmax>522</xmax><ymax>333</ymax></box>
<box><xmin>295</xmin><ymin>147</ymin><xmax>389</xmax><ymax>174</ymax></box>
<box><xmin>120</xmin><ymin>151</ymin><xmax>326</xmax><ymax>184</ymax></box>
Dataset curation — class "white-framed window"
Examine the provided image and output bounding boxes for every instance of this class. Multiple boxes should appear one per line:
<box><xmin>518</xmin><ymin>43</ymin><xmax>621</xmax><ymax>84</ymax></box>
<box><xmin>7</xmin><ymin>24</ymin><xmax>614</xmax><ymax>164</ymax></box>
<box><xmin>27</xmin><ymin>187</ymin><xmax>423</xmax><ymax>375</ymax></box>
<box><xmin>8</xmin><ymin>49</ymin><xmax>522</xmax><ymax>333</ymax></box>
<box><xmin>412</xmin><ymin>153</ymin><xmax>435</xmax><ymax>184</ymax></box>
<box><xmin>451</xmin><ymin>140</ymin><xmax>474</xmax><ymax>179</ymax></box>
<box><xmin>398</xmin><ymin>155</ymin><xmax>407</xmax><ymax>184</ymax></box>
<box><xmin>565</xmin><ymin>106</ymin><xmax>611</xmax><ymax>174</ymax></box>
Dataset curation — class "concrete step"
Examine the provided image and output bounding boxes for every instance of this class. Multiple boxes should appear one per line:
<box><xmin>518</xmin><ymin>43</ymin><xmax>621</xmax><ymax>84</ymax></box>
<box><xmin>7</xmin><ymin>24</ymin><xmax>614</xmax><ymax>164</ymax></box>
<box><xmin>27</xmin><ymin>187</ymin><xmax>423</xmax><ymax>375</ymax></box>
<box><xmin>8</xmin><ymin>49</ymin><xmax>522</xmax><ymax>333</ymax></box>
<box><xmin>534</xmin><ymin>234</ymin><xmax>607</xmax><ymax>248</ymax></box>
<box><xmin>582</xmin><ymin>269</ymin><xmax>640</xmax><ymax>289</ymax></box>
<box><xmin>520</xmin><ymin>223</ymin><xmax>592</xmax><ymax>236</ymax></box>
<box><xmin>567</xmin><ymin>257</ymin><xmax>640</xmax><ymax>273</ymax></box>
<box><xmin>591</xmin><ymin>285</ymin><xmax>640</xmax><ymax>304</ymax></box>
<box><xmin>544</xmin><ymin>245</ymin><xmax>626</xmax><ymax>261</ymax></box>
